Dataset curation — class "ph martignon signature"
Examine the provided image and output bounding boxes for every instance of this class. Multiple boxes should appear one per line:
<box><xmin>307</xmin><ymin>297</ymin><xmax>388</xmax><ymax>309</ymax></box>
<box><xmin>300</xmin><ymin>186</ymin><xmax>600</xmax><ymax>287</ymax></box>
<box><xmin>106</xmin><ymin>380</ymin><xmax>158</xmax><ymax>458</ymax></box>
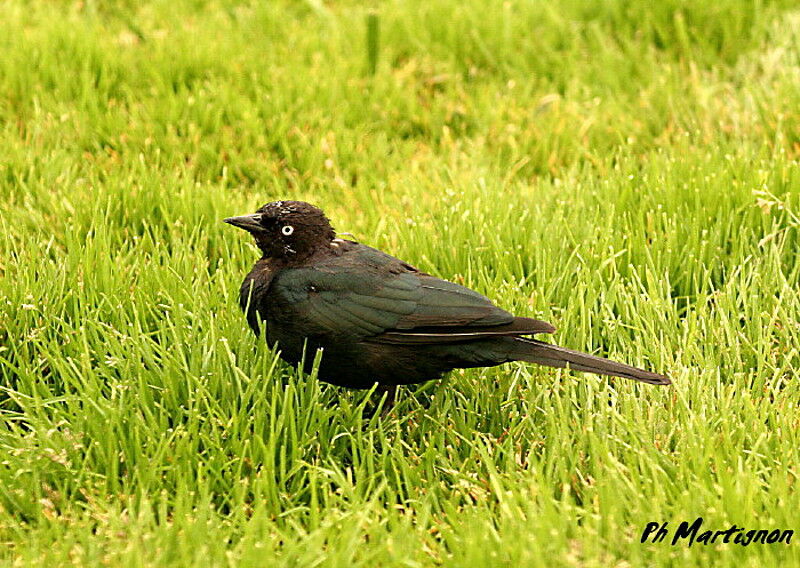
<box><xmin>641</xmin><ymin>517</ymin><xmax>793</xmax><ymax>547</ymax></box>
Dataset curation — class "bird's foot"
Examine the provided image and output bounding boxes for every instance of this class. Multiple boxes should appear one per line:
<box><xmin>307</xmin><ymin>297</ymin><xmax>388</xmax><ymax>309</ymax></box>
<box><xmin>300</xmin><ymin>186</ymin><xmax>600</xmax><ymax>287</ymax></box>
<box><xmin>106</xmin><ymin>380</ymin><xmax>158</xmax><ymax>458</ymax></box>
<box><xmin>375</xmin><ymin>384</ymin><xmax>397</xmax><ymax>418</ymax></box>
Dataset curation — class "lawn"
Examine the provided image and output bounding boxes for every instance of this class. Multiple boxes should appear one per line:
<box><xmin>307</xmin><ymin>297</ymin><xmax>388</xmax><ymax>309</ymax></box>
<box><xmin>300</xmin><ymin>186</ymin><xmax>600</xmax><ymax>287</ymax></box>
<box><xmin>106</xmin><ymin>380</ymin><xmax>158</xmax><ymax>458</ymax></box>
<box><xmin>1</xmin><ymin>0</ymin><xmax>799</xmax><ymax>565</ymax></box>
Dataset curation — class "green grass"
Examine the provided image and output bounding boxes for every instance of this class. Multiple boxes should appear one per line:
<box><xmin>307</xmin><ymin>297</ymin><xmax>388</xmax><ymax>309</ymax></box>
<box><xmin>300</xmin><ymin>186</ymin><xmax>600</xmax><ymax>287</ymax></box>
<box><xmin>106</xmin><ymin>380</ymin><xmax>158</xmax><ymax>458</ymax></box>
<box><xmin>1</xmin><ymin>0</ymin><xmax>799</xmax><ymax>565</ymax></box>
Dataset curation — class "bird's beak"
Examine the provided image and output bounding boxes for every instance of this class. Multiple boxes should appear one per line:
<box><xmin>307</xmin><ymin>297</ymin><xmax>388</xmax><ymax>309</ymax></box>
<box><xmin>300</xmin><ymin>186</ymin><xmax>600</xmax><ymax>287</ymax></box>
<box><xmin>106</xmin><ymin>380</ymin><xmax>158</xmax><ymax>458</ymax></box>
<box><xmin>223</xmin><ymin>213</ymin><xmax>265</xmax><ymax>233</ymax></box>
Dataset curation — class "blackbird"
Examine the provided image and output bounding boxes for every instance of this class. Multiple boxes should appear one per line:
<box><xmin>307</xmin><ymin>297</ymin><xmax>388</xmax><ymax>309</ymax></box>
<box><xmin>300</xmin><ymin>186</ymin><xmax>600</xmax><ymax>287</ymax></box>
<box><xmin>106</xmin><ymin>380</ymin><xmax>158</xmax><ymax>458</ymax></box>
<box><xmin>224</xmin><ymin>201</ymin><xmax>670</xmax><ymax>401</ymax></box>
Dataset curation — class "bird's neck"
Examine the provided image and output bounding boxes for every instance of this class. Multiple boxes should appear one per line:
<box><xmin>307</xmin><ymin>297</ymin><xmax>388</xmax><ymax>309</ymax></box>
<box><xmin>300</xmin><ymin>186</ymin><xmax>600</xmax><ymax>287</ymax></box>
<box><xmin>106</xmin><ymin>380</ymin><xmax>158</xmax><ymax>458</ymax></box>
<box><xmin>269</xmin><ymin>240</ymin><xmax>341</xmax><ymax>266</ymax></box>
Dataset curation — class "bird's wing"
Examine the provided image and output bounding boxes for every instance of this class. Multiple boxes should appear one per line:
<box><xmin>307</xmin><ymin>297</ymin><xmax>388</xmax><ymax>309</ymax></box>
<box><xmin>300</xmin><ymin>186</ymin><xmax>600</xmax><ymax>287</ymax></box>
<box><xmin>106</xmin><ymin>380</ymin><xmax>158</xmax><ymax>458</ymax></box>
<box><xmin>271</xmin><ymin>245</ymin><xmax>554</xmax><ymax>343</ymax></box>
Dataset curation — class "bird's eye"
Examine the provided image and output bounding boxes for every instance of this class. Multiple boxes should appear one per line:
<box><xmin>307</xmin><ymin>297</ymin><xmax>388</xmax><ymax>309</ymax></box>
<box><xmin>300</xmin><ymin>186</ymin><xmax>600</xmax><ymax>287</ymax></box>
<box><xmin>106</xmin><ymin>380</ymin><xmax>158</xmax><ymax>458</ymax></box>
<box><xmin>281</xmin><ymin>225</ymin><xmax>294</xmax><ymax>236</ymax></box>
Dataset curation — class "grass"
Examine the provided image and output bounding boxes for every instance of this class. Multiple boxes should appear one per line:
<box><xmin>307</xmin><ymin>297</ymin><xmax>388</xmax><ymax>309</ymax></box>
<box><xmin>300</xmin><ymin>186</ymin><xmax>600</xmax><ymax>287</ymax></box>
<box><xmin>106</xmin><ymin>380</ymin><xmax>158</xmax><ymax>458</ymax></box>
<box><xmin>1</xmin><ymin>0</ymin><xmax>799</xmax><ymax>565</ymax></box>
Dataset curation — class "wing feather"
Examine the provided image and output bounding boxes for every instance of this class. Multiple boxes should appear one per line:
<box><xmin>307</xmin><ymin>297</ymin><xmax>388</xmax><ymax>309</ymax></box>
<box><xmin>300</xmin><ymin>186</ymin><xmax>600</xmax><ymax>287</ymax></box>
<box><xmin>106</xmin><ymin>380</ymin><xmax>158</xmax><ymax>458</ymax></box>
<box><xmin>270</xmin><ymin>244</ymin><xmax>553</xmax><ymax>344</ymax></box>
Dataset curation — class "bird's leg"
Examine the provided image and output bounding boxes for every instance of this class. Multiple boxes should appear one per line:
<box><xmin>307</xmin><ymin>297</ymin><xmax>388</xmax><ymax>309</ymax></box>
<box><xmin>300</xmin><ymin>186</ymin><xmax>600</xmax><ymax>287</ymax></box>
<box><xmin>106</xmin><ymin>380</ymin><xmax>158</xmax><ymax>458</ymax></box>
<box><xmin>376</xmin><ymin>384</ymin><xmax>397</xmax><ymax>417</ymax></box>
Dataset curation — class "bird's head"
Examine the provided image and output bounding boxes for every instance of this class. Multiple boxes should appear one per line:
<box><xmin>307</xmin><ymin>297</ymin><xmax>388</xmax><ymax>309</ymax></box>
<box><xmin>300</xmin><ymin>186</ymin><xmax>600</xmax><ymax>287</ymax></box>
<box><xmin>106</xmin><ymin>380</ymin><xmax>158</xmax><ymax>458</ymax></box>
<box><xmin>224</xmin><ymin>200</ymin><xmax>336</xmax><ymax>260</ymax></box>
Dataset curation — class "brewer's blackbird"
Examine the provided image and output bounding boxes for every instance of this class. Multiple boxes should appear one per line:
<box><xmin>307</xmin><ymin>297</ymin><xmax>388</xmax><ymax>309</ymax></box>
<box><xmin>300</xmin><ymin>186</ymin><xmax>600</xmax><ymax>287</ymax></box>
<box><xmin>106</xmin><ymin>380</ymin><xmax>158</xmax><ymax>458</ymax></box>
<box><xmin>224</xmin><ymin>201</ymin><xmax>670</xmax><ymax>400</ymax></box>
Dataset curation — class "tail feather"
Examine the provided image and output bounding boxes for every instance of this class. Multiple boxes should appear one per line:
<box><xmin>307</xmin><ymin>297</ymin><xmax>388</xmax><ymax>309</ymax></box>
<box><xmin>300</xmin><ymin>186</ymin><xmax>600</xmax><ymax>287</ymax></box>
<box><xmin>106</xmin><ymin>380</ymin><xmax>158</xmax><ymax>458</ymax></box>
<box><xmin>512</xmin><ymin>338</ymin><xmax>670</xmax><ymax>385</ymax></box>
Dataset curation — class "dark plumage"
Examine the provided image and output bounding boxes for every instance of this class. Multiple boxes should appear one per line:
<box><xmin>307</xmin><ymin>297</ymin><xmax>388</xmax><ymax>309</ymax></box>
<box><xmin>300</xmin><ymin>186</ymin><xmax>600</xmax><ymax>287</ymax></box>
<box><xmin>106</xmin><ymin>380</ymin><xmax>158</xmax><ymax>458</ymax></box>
<box><xmin>224</xmin><ymin>200</ymin><xmax>670</xmax><ymax>395</ymax></box>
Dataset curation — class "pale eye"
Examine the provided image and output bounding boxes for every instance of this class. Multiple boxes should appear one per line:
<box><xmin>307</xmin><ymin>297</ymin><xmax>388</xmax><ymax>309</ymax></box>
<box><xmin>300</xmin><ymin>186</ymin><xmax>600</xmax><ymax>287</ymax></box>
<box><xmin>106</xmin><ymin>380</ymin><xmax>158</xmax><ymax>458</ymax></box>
<box><xmin>281</xmin><ymin>225</ymin><xmax>294</xmax><ymax>236</ymax></box>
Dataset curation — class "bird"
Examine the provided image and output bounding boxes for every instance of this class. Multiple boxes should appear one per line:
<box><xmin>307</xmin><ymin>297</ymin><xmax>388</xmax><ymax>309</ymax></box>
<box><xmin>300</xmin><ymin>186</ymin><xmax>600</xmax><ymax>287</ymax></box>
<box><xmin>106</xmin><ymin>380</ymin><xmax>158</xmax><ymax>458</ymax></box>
<box><xmin>224</xmin><ymin>200</ymin><xmax>670</xmax><ymax>407</ymax></box>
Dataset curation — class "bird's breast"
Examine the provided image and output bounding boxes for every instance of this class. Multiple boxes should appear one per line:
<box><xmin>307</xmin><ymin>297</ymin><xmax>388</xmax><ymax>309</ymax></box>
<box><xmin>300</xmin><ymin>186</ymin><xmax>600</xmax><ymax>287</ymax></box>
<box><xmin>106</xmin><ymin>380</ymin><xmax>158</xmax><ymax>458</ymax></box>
<box><xmin>239</xmin><ymin>258</ymin><xmax>282</xmax><ymax>332</ymax></box>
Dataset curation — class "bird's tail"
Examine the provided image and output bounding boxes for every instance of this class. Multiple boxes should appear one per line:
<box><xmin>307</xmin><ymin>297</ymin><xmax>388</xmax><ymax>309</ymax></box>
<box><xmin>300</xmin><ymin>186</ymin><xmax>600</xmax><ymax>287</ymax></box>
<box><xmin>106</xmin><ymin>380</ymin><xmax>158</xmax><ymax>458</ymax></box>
<box><xmin>511</xmin><ymin>338</ymin><xmax>670</xmax><ymax>385</ymax></box>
